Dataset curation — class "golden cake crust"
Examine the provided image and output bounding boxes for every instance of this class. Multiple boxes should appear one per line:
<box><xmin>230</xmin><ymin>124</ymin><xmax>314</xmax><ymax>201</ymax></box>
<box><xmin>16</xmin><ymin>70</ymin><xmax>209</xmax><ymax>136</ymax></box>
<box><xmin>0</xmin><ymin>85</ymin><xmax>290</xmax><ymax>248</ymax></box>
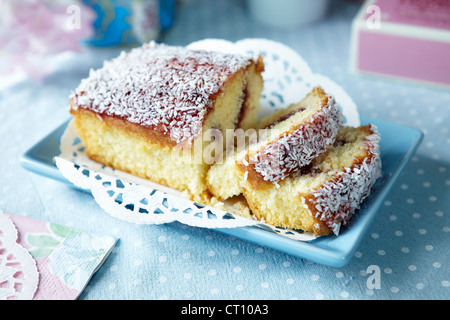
<box><xmin>69</xmin><ymin>42</ymin><xmax>262</xmax><ymax>145</ymax></box>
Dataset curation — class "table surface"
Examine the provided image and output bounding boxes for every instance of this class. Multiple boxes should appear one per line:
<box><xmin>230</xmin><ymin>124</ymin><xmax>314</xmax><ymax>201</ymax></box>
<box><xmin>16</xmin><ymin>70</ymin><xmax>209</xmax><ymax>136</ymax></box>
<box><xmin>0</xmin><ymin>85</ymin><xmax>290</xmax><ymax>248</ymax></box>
<box><xmin>1</xmin><ymin>0</ymin><xmax>449</xmax><ymax>300</ymax></box>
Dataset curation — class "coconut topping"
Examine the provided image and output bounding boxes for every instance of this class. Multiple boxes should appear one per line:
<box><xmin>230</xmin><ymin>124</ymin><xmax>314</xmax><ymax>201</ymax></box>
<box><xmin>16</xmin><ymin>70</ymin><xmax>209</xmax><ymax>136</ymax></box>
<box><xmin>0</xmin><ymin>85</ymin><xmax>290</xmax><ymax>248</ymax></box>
<box><xmin>307</xmin><ymin>124</ymin><xmax>382</xmax><ymax>235</ymax></box>
<box><xmin>246</xmin><ymin>94</ymin><xmax>343</xmax><ymax>183</ymax></box>
<box><xmin>70</xmin><ymin>42</ymin><xmax>252</xmax><ymax>143</ymax></box>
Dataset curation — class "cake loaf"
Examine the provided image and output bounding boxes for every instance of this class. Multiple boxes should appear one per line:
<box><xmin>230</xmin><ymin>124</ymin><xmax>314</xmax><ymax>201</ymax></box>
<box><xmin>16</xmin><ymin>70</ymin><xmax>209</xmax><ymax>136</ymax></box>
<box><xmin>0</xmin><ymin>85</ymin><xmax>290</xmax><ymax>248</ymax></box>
<box><xmin>69</xmin><ymin>42</ymin><xmax>264</xmax><ymax>198</ymax></box>
<box><xmin>240</xmin><ymin>125</ymin><xmax>382</xmax><ymax>236</ymax></box>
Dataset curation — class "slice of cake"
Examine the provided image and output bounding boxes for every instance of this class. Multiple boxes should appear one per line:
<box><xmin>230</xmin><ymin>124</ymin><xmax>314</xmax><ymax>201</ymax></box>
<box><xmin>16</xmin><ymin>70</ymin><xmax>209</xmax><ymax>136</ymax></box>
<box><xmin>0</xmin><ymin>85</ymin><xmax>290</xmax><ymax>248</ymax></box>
<box><xmin>240</xmin><ymin>125</ymin><xmax>382</xmax><ymax>236</ymax></box>
<box><xmin>206</xmin><ymin>87</ymin><xmax>343</xmax><ymax>200</ymax></box>
<box><xmin>69</xmin><ymin>42</ymin><xmax>264</xmax><ymax>198</ymax></box>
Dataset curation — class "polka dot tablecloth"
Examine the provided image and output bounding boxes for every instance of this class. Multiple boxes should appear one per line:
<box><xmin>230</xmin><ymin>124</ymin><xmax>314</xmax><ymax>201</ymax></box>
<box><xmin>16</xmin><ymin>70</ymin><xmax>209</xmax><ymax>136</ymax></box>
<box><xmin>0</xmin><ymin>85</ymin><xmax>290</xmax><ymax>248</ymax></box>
<box><xmin>0</xmin><ymin>0</ymin><xmax>448</xmax><ymax>300</ymax></box>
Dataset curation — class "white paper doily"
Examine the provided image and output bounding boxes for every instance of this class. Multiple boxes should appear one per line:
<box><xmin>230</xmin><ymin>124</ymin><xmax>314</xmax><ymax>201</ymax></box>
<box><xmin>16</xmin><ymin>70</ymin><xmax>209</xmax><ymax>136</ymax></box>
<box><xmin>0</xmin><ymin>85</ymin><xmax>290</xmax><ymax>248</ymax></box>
<box><xmin>0</xmin><ymin>211</ymin><xmax>39</xmax><ymax>300</ymax></box>
<box><xmin>55</xmin><ymin>38</ymin><xmax>361</xmax><ymax>242</ymax></box>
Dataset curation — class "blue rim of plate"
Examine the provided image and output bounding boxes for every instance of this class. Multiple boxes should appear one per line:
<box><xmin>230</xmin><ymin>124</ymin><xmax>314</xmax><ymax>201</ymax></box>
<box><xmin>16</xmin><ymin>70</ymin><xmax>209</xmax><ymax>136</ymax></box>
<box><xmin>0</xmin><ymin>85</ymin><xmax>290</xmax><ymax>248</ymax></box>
<box><xmin>20</xmin><ymin>116</ymin><xmax>423</xmax><ymax>267</ymax></box>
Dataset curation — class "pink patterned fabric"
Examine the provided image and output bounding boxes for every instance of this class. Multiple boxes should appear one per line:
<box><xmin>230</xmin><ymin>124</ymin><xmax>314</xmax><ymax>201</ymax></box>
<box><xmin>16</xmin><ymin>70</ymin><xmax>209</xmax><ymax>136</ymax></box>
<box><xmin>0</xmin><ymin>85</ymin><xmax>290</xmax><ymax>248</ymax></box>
<box><xmin>1</xmin><ymin>211</ymin><xmax>115</xmax><ymax>300</ymax></box>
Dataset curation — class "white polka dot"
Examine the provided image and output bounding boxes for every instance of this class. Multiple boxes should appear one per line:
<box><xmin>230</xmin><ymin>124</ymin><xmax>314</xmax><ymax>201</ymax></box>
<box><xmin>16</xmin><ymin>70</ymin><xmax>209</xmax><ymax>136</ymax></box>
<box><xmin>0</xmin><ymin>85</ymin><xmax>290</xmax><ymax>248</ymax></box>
<box><xmin>390</xmin><ymin>215</ymin><xmax>397</xmax><ymax>221</ymax></box>
<box><xmin>134</xmin><ymin>278</ymin><xmax>142</xmax><ymax>286</ymax></box>
<box><xmin>282</xmin><ymin>261</ymin><xmax>291</xmax><ymax>268</ymax></box>
<box><xmin>207</xmin><ymin>250</ymin><xmax>215</xmax><ymax>257</ymax></box>
<box><xmin>354</xmin><ymin>251</ymin><xmax>362</xmax><ymax>258</ymax></box>
<box><xmin>233</xmin><ymin>267</ymin><xmax>241</xmax><ymax>273</ymax></box>
<box><xmin>371</xmin><ymin>233</ymin><xmax>379</xmax><ymax>239</ymax></box>
<box><xmin>402</xmin><ymin>247</ymin><xmax>410</xmax><ymax>253</ymax></box>
<box><xmin>442</xmin><ymin>280</ymin><xmax>450</xmax><ymax>287</ymax></box>
<box><xmin>340</xmin><ymin>291</ymin><xmax>349</xmax><ymax>298</ymax></box>
<box><xmin>408</xmin><ymin>265</ymin><xmax>417</xmax><ymax>271</ymax></box>
<box><xmin>425</xmin><ymin>245</ymin><xmax>433</xmax><ymax>251</ymax></box>
<box><xmin>311</xmin><ymin>274</ymin><xmax>320</xmax><ymax>281</ymax></box>
<box><xmin>258</xmin><ymin>264</ymin><xmax>267</xmax><ymax>270</ymax></box>
<box><xmin>378</xmin><ymin>250</ymin><xmax>386</xmax><ymax>256</ymax></box>
<box><xmin>158</xmin><ymin>235</ymin><xmax>166</xmax><ymax>242</ymax></box>
<box><xmin>443</xmin><ymin>226</ymin><xmax>450</xmax><ymax>232</ymax></box>
<box><xmin>236</xmin><ymin>285</ymin><xmax>244</xmax><ymax>291</ymax></box>
<box><xmin>438</xmin><ymin>166</ymin><xmax>447</xmax><ymax>172</ymax></box>
<box><xmin>422</xmin><ymin>181</ymin><xmax>431</xmax><ymax>188</ymax></box>
<box><xmin>159</xmin><ymin>276</ymin><xmax>167</xmax><ymax>283</ymax></box>
<box><xmin>210</xmin><ymin>288</ymin><xmax>220</xmax><ymax>294</ymax></box>
<box><xmin>208</xmin><ymin>269</ymin><xmax>217</xmax><ymax>276</ymax></box>
<box><xmin>109</xmin><ymin>283</ymin><xmax>117</xmax><ymax>290</ymax></box>
<box><xmin>429</xmin><ymin>196</ymin><xmax>437</xmax><ymax>202</ymax></box>
<box><xmin>400</xmin><ymin>184</ymin><xmax>409</xmax><ymax>189</ymax></box>
<box><xmin>261</xmin><ymin>282</ymin><xmax>269</xmax><ymax>288</ymax></box>
<box><xmin>445</xmin><ymin>180</ymin><xmax>450</xmax><ymax>186</ymax></box>
<box><xmin>406</xmin><ymin>198</ymin><xmax>414</xmax><ymax>204</ymax></box>
<box><xmin>416</xmin><ymin>283</ymin><xmax>425</xmax><ymax>290</ymax></box>
<box><xmin>436</xmin><ymin>211</ymin><xmax>444</xmax><ymax>217</ymax></box>
<box><xmin>159</xmin><ymin>255</ymin><xmax>167</xmax><ymax>263</ymax></box>
<box><xmin>286</xmin><ymin>278</ymin><xmax>294</xmax><ymax>285</ymax></box>
<box><xmin>384</xmin><ymin>200</ymin><xmax>392</xmax><ymax>206</ymax></box>
<box><xmin>395</xmin><ymin>230</ymin><xmax>403</xmax><ymax>237</ymax></box>
<box><xmin>184</xmin><ymin>272</ymin><xmax>192</xmax><ymax>279</ymax></box>
<box><xmin>231</xmin><ymin>249</ymin><xmax>239</xmax><ymax>255</ymax></box>
<box><xmin>417</xmin><ymin>169</ymin><xmax>424</xmax><ymax>175</ymax></box>
<box><xmin>255</xmin><ymin>247</ymin><xmax>264</xmax><ymax>253</ymax></box>
<box><xmin>315</xmin><ymin>293</ymin><xmax>324</xmax><ymax>300</ymax></box>
<box><xmin>182</xmin><ymin>252</ymin><xmax>191</xmax><ymax>259</ymax></box>
<box><xmin>419</xmin><ymin>229</ymin><xmax>427</xmax><ymax>235</ymax></box>
<box><xmin>182</xmin><ymin>234</ymin><xmax>190</xmax><ymax>240</ymax></box>
<box><xmin>432</xmin><ymin>262</ymin><xmax>441</xmax><ymax>268</ymax></box>
<box><xmin>390</xmin><ymin>287</ymin><xmax>399</xmax><ymax>293</ymax></box>
<box><xmin>134</xmin><ymin>259</ymin><xmax>142</xmax><ymax>266</ymax></box>
<box><xmin>412</xmin><ymin>213</ymin><xmax>421</xmax><ymax>219</ymax></box>
<box><xmin>110</xmin><ymin>265</ymin><xmax>118</xmax><ymax>272</ymax></box>
<box><xmin>336</xmin><ymin>272</ymin><xmax>344</xmax><ymax>279</ymax></box>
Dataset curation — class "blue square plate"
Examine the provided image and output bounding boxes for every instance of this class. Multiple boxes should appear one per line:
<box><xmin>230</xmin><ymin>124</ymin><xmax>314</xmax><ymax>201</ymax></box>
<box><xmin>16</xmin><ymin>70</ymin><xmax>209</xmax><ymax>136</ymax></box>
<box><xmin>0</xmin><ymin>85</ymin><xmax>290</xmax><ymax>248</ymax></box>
<box><xmin>20</xmin><ymin>116</ymin><xmax>423</xmax><ymax>267</ymax></box>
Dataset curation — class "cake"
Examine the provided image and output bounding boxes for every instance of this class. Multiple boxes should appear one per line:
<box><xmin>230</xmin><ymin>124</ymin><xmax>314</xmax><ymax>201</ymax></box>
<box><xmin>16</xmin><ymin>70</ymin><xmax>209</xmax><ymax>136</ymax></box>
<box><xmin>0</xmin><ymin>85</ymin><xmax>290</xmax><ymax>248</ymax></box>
<box><xmin>239</xmin><ymin>125</ymin><xmax>382</xmax><ymax>236</ymax></box>
<box><xmin>69</xmin><ymin>42</ymin><xmax>264</xmax><ymax>198</ymax></box>
<box><xmin>206</xmin><ymin>87</ymin><xmax>343</xmax><ymax>200</ymax></box>
<box><xmin>68</xmin><ymin>41</ymin><xmax>381</xmax><ymax>237</ymax></box>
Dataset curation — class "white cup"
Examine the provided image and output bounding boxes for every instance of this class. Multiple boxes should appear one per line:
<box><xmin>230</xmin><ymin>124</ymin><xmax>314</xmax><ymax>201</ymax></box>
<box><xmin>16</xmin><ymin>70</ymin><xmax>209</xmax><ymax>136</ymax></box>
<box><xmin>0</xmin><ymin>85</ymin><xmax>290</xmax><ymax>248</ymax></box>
<box><xmin>247</xmin><ymin>0</ymin><xmax>330</xmax><ymax>27</ymax></box>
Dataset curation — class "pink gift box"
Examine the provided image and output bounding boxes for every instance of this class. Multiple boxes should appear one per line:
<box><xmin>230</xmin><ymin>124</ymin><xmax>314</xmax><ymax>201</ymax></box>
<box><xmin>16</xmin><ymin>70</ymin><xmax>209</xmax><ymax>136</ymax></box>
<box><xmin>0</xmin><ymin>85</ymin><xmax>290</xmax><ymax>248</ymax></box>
<box><xmin>350</xmin><ymin>0</ymin><xmax>450</xmax><ymax>88</ymax></box>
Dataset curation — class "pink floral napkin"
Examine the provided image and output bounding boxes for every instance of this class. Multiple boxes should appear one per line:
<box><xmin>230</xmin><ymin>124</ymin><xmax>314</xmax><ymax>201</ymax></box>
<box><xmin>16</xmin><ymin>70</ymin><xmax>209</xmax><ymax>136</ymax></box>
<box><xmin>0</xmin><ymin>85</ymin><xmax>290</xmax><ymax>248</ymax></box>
<box><xmin>0</xmin><ymin>210</ymin><xmax>116</xmax><ymax>300</ymax></box>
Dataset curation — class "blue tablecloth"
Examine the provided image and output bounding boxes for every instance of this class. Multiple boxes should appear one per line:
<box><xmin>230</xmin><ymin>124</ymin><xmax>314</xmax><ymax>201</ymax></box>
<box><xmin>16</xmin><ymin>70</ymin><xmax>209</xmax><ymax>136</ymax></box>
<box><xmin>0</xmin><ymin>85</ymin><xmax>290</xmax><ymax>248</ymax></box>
<box><xmin>1</xmin><ymin>0</ymin><xmax>448</xmax><ymax>300</ymax></box>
